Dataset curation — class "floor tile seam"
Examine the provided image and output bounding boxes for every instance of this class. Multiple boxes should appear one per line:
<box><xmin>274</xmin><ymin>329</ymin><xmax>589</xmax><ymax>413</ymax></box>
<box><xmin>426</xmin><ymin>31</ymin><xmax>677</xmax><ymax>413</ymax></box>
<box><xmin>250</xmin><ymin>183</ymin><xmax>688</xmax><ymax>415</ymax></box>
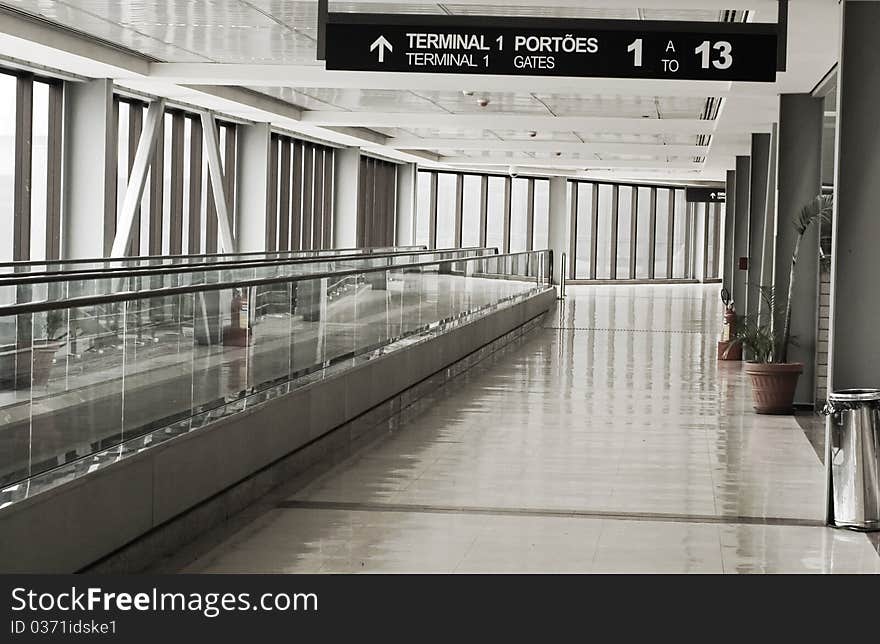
<box><xmin>276</xmin><ymin>500</ymin><xmax>827</xmax><ymax>529</ymax></box>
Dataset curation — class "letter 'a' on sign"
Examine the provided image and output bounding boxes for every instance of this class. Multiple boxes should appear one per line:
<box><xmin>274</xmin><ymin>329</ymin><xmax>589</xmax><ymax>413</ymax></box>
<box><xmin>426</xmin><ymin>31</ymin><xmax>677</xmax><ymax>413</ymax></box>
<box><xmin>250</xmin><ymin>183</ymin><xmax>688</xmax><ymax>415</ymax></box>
<box><xmin>325</xmin><ymin>13</ymin><xmax>778</xmax><ymax>82</ymax></box>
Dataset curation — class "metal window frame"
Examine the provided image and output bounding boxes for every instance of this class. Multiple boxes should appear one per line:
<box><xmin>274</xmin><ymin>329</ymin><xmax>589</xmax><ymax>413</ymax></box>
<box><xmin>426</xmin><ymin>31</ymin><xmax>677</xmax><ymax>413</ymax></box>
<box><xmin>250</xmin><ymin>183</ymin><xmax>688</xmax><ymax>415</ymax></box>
<box><xmin>302</xmin><ymin>143</ymin><xmax>314</xmax><ymax>250</ymax></box>
<box><xmin>502</xmin><ymin>176</ymin><xmax>512</xmax><ymax>254</ymax></box>
<box><xmin>278</xmin><ymin>138</ymin><xmax>291</xmax><ymax>251</ymax></box>
<box><xmin>609</xmin><ymin>184</ymin><xmax>620</xmax><ymax>280</ymax></box>
<box><xmin>168</xmin><ymin>111</ymin><xmax>185</xmax><ymax>255</ymax></box>
<box><xmin>322</xmin><ymin>148</ymin><xmax>335</xmax><ymax>248</ymax></box>
<box><xmin>266</xmin><ymin>134</ymin><xmax>279</xmax><ymax>252</ymax></box>
<box><xmin>13</xmin><ymin>74</ymin><xmax>33</xmax><ymax>262</ymax></box>
<box><xmin>568</xmin><ymin>181</ymin><xmax>578</xmax><ymax>280</ymax></box>
<box><xmin>666</xmin><ymin>188</ymin><xmax>676</xmax><ymax>279</ymax></box>
<box><xmin>291</xmin><ymin>139</ymin><xmax>303</xmax><ymax>250</ymax></box>
<box><xmin>428</xmin><ymin>171</ymin><xmax>438</xmax><ymax>249</ymax></box>
<box><xmin>648</xmin><ymin>186</ymin><xmax>657</xmax><ymax>280</ymax></box>
<box><xmin>453</xmin><ymin>172</ymin><xmax>464</xmax><ymax>248</ymax></box>
<box><xmin>589</xmin><ymin>183</ymin><xmax>599</xmax><ymax>279</ymax></box>
<box><xmin>629</xmin><ymin>186</ymin><xmax>638</xmax><ymax>280</ymax></box>
<box><xmin>479</xmin><ymin>174</ymin><xmax>488</xmax><ymax>248</ymax></box>
<box><xmin>7</xmin><ymin>69</ymin><xmax>63</xmax><ymax>262</ymax></box>
<box><xmin>312</xmin><ymin>148</ymin><xmax>325</xmax><ymax>250</ymax></box>
<box><xmin>525</xmin><ymin>177</ymin><xmax>535</xmax><ymax>252</ymax></box>
<box><xmin>712</xmin><ymin>201</ymin><xmax>723</xmax><ymax>279</ymax></box>
<box><xmin>45</xmin><ymin>81</ymin><xmax>63</xmax><ymax>261</ymax></box>
<box><xmin>188</xmin><ymin>115</ymin><xmax>203</xmax><ymax>254</ymax></box>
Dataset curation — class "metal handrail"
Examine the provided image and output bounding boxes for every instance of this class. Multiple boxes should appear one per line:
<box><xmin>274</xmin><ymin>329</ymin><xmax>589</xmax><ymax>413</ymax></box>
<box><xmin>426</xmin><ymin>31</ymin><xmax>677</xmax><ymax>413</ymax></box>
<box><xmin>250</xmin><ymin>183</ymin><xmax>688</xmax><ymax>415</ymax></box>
<box><xmin>0</xmin><ymin>245</ymin><xmax>428</xmax><ymax>269</ymax></box>
<box><xmin>0</xmin><ymin>247</ymin><xmax>496</xmax><ymax>288</ymax></box>
<box><xmin>0</xmin><ymin>250</ymin><xmax>551</xmax><ymax>317</ymax></box>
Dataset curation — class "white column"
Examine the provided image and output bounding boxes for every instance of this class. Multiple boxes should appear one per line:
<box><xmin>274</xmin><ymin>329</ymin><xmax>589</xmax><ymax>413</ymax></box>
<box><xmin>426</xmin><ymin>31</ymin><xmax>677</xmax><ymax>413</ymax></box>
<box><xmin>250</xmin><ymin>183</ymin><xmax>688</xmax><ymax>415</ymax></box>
<box><xmin>236</xmin><ymin>122</ymin><xmax>271</xmax><ymax>252</ymax></box>
<box><xmin>548</xmin><ymin>176</ymin><xmax>569</xmax><ymax>285</ymax></box>
<box><xmin>62</xmin><ymin>79</ymin><xmax>115</xmax><ymax>258</ymax></box>
<box><xmin>333</xmin><ymin>146</ymin><xmax>361</xmax><ymax>248</ymax></box>
<box><xmin>395</xmin><ymin>162</ymin><xmax>417</xmax><ymax>246</ymax></box>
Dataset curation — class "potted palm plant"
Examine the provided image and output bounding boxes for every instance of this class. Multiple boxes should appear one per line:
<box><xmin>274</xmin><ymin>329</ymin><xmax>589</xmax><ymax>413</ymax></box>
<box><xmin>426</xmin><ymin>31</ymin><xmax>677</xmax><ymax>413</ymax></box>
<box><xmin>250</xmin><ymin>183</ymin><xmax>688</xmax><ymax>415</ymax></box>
<box><xmin>728</xmin><ymin>194</ymin><xmax>833</xmax><ymax>414</ymax></box>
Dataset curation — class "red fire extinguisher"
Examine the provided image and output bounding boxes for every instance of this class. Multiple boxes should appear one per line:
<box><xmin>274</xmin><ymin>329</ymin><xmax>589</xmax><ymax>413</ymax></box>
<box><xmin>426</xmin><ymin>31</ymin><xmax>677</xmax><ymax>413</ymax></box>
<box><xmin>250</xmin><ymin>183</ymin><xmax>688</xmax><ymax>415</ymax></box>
<box><xmin>223</xmin><ymin>287</ymin><xmax>252</xmax><ymax>346</ymax></box>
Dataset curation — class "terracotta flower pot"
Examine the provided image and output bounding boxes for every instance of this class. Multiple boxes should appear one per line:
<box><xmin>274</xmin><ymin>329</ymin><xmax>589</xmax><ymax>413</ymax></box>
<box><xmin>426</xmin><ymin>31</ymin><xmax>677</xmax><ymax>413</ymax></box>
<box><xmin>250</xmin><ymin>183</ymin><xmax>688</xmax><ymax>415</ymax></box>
<box><xmin>743</xmin><ymin>362</ymin><xmax>803</xmax><ymax>414</ymax></box>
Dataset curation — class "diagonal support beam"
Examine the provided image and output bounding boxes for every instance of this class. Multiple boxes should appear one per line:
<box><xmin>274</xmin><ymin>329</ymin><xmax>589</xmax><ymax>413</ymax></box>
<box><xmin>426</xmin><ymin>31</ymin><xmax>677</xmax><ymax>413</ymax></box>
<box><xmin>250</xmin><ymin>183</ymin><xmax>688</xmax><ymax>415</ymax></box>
<box><xmin>201</xmin><ymin>110</ymin><xmax>236</xmax><ymax>253</ymax></box>
<box><xmin>111</xmin><ymin>99</ymin><xmax>164</xmax><ymax>258</ymax></box>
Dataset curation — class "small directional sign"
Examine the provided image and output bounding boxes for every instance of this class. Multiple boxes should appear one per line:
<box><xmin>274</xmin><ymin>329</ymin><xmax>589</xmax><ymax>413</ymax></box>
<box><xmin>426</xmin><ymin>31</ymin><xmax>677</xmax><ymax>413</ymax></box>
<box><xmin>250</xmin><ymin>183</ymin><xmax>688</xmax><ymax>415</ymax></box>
<box><xmin>686</xmin><ymin>187</ymin><xmax>726</xmax><ymax>203</ymax></box>
<box><xmin>370</xmin><ymin>35</ymin><xmax>393</xmax><ymax>62</ymax></box>
<box><xmin>325</xmin><ymin>14</ymin><xmax>778</xmax><ymax>82</ymax></box>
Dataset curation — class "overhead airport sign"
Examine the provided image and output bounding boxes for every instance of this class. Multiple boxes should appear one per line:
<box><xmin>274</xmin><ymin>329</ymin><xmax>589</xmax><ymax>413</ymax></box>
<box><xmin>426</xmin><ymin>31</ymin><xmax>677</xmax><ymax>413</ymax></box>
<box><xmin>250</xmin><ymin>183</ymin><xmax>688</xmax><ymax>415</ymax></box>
<box><xmin>325</xmin><ymin>14</ymin><xmax>778</xmax><ymax>82</ymax></box>
<box><xmin>686</xmin><ymin>187</ymin><xmax>726</xmax><ymax>203</ymax></box>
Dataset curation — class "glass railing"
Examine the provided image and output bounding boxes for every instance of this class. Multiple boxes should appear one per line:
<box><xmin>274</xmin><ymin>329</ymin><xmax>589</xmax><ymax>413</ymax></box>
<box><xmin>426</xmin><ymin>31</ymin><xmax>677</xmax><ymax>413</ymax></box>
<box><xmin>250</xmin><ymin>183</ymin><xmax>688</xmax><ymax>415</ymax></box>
<box><xmin>0</xmin><ymin>250</ymin><xmax>551</xmax><ymax>506</ymax></box>
<box><xmin>0</xmin><ymin>245</ymin><xmax>429</xmax><ymax>277</ymax></box>
<box><xmin>0</xmin><ymin>248</ymin><xmax>496</xmax><ymax>308</ymax></box>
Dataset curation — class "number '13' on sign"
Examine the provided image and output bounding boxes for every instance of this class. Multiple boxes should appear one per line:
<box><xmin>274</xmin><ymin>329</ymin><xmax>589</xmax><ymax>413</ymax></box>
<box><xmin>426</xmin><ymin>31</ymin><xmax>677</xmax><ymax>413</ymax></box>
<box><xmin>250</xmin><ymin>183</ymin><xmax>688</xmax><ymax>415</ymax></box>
<box><xmin>695</xmin><ymin>41</ymin><xmax>733</xmax><ymax>69</ymax></box>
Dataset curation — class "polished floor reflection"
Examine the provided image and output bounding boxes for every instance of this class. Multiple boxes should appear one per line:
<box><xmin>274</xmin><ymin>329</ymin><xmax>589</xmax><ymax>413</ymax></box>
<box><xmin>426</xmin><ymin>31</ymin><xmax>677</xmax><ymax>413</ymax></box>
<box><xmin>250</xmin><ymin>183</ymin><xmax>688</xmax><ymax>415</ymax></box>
<box><xmin>183</xmin><ymin>285</ymin><xmax>880</xmax><ymax>574</ymax></box>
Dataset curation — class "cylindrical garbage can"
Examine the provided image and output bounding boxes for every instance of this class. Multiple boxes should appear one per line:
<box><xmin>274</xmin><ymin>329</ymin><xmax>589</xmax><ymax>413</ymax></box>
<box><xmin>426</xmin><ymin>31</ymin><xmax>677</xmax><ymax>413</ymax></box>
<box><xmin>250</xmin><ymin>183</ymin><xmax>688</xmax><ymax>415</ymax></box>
<box><xmin>824</xmin><ymin>389</ymin><xmax>880</xmax><ymax>530</ymax></box>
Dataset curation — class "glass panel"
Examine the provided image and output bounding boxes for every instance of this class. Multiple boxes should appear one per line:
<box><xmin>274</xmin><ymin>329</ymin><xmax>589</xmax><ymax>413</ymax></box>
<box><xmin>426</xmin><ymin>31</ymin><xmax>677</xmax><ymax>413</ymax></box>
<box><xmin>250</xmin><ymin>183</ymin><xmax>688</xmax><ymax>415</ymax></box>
<box><xmin>509</xmin><ymin>178</ymin><xmax>529</xmax><ymax>253</ymax></box>
<box><xmin>0</xmin><ymin>73</ymin><xmax>16</xmax><ymax>262</ymax></box>
<box><xmin>182</xmin><ymin>117</ymin><xmax>192</xmax><ymax>253</ymax></box>
<box><xmin>461</xmin><ymin>175</ymin><xmax>482</xmax><ymax>247</ymax></box>
<box><xmin>436</xmin><ymin>173</ymin><xmax>456</xmax><ymax>248</ymax></box>
<box><xmin>0</xmin><ymin>249</ymin><xmax>552</xmax><ymax>502</ymax></box>
<box><xmin>635</xmin><ymin>187</ymin><xmax>653</xmax><ymax>279</ymax></box>
<box><xmin>30</xmin><ymin>82</ymin><xmax>49</xmax><ymax>262</ymax></box>
<box><xmin>575</xmin><ymin>183</ymin><xmax>594</xmax><ymax>279</ymax></box>
<box><xmin>672</xmin><ymin>189</ymin><xmax>688</xmax><ymax>278</ymax></box>
<box><xmin>707</xmin><ymin>204</ymin><xmax>718</xmax><ymax>279</ymax></box>
<box><xmin>617</xmin><ymin>186</ymin><xmax>633</xmax><ymax>279</ymax></box>
<box><xmin>415</xmin><ymin>171</ymin><xmax>431</xmax><ymax>247</ymax></box>
<box><xmin>654</xmin><ymin>188</ymin><xmax>670</xmax><ymax>278</ymax></box>
<box><xmin>533</xmin><ymin>179</ymin><xmax>549</xmax><ymax>251</ymax></box>
<box><xmin>116</xmin><ymin>101</ymin><xmax>130</xmax><ymax>223</ymax></box>
<box><xmin>486</xmin><ymin>176</ymin><xmax>505</xmax><ymax>253</ymax></box>
<box><xmin>162</xmin><ymin>112</ymin><xmax>173</xmax><ymax>255</ymax></box>
<box><xmin>596</xmin><ymin>184</ymin><xmax>614</xmax><ymax>279</ymax></box>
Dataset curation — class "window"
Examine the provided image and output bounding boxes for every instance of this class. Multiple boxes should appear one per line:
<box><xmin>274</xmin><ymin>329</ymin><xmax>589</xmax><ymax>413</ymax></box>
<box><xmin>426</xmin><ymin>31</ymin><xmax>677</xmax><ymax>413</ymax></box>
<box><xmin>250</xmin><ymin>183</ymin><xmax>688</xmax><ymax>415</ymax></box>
<box><xmin>569</xmin><ymin>180</ymin><xmax>720</xmax><ymax>282</ymax></box>
<box><xmin>416</xmin><ymin>171</ymin><xmax>432</xmax><ymax>247</ymax></box>
<box><xmin>436</xmin><ymin>173</ymin><xmax>457</xmax><ymax>248</ymax></box>
<box><xmin>574</xmin><ymin>182</ymin><xmax>594</xmax><ymax>279</ymax></box>
<box><xmin>461</xmin><ymin>175</ymin><xmax>482</xmax><ymax>247</ymax></box>
<box><xmin>509</xmin><ymin>178</ymin><xmax>529</xmax><ymax>253</ymax></box>
<box><xmin>486</xmin><ymin>176</ymin><xmax>506</xmax><ymax>252</ymax></box>
<box><xmin>533</xmin><ymin>179</ymin><xmax>549</xmax><ymax>251</ymax></box>
<box><xmin>0</xmin><ymin>69</ymin><xmax>63</xmax><ymax>262</ymax></box>
<box><xmin>357</xmin><ymin>156</ymin><xmax>397</xmax><ymax>247</ymax></box>
<box><xmin>268</xmin><ymin>134</ymin><xmax>335</xmax><ymax>251</ymax></box>
<box><xmin>635</xmin><ymin>187</ymin><xmax>653</xmax><ymax>279</ymax></box>
<box><xmin>617</xmin><ymin>186</ymin><xmax>634</xmax><ymax>279</ymax></box>
<box><xmin>113</xmin><ymin>99</ymin><xmax>237</xmax><ymax>256</ymax></box>
<box><xmin>654</xmin><ymin>188</ymin><xmax>670</xmax><ymax>279</ymax></box>
<box><xmin>596</xmin><ymin>184</ymin><xmax>614</xmax><ymax>279</ymax></box>
<box><xmin>672</xmin><ymin>189</ymin><xmax>688</xmax><ymax>278</ymax></box>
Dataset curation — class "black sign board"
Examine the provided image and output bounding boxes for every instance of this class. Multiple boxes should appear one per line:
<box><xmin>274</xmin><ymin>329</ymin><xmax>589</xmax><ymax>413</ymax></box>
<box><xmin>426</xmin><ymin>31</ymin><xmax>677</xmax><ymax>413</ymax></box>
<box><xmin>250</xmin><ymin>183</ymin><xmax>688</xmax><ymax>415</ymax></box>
<box><xmin>686</xmin><ymin>187</ymin><xmax>726</xmax><ymax>203</ymax></box>
<box><xmin>325</xmin><ymin>14</ymin><xmax>778</xmax><ymax>82</ymax></box>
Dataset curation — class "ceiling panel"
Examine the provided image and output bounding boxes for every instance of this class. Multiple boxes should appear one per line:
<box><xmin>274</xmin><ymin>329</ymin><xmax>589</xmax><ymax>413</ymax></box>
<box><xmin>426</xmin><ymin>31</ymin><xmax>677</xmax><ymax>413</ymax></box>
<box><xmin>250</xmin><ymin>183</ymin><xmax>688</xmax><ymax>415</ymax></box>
<box><xmin>286</xmin><ymin>88</ymin><xmax>449</xmax><ymax>112</ymax></box>
<box><xmin>408</xmin><ymin>91</ymin><xmax>549</xmax><ymax>115</ymax></box>
<box><xmin>250</xmin><ymin>86</ymin><xmax>345</xmax><ymax>111</ymax></box>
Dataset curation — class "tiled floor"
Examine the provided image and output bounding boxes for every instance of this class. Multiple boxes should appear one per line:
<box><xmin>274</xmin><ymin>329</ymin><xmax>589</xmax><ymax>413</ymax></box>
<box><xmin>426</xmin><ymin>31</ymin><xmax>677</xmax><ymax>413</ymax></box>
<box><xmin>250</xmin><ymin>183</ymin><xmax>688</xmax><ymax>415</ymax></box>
<box><xmin>182</xmin><ymin>285</ymin><xmax>880</xmax><ymax>574</ymax></box>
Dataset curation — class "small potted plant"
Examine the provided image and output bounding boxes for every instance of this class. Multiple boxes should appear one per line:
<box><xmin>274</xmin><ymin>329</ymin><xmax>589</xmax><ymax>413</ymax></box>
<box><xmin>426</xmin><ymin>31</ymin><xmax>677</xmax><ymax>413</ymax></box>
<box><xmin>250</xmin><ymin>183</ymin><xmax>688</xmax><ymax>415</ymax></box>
<box><xmin>727</xmin><ymin>194</ymin><xmax>832</xmax><ymax>414</ymax></box>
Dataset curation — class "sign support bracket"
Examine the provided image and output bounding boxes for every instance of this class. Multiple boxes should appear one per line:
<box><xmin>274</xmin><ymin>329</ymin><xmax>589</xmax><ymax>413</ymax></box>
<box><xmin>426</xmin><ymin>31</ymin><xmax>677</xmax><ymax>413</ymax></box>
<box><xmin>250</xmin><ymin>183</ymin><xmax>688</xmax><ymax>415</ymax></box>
<box><xmin>777</xmin><ymin>0</ymin><xmax>788</xmax><ymax>72</ymax></box>
<box><xmin>317</xmin><ymin>0</ymin><xmax>328</xmax><ymax>61</ymax></box>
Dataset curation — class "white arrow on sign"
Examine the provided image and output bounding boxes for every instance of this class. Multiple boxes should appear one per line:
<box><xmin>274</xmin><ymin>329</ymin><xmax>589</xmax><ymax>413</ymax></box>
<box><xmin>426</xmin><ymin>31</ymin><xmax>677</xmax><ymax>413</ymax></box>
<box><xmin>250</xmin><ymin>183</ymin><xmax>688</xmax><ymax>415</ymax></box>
<box><xmin>370</xmin><ymin>35</ymin><xmax>393</xmax><ymax>63</ymax></box>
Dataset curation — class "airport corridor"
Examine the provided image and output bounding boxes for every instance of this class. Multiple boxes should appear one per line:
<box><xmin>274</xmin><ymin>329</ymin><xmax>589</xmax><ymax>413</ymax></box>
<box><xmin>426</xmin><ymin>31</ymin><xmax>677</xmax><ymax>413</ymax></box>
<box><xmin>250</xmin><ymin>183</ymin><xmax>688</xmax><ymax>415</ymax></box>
<box><xmin>178</xmin><ymin>285</ymin><xmax>880</xmax><ymax>574</ymax></box>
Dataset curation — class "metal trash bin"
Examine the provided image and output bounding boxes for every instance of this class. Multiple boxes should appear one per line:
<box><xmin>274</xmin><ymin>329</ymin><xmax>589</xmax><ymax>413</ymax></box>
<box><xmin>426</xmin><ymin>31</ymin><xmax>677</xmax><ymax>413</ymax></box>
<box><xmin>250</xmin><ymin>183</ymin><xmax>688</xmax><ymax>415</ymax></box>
<box><xmin>823</xmin><ymin>389</ymin><xmax>880</xmax><ymax>530</ymax></box>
